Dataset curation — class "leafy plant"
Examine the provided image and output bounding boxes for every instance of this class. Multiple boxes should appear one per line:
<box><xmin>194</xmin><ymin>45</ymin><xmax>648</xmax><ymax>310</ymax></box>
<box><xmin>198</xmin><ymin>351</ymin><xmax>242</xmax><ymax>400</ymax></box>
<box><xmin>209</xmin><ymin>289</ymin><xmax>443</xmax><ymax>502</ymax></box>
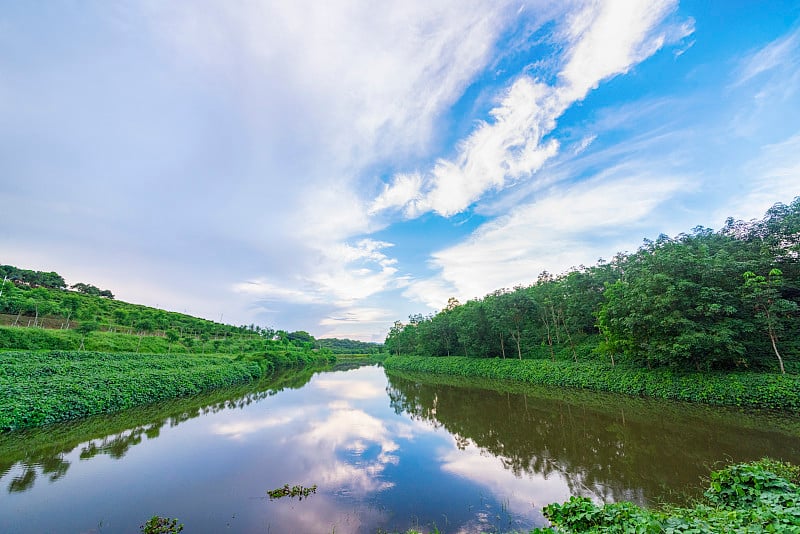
<box><xmin>535</xmin><ymin>459</ymin><xmax>800</xmax><ymax>533</ymax></box>
<box><xmin>267</xmin><ymin>483</ymin><xmax>318</xmax><ymax>501</ymax></box>
<box><xmin>140</xmin><ymin>516</ymin><xmax>183</xmax><ymax>534</ymax></box>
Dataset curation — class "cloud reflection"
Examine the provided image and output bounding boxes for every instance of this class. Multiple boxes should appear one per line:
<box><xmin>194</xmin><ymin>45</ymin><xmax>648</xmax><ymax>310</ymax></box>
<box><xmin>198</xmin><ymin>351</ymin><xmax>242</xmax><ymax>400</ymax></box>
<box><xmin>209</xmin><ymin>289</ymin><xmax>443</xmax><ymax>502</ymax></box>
<box><xmin>313</xmin><ymin>376</ymin><xmax>386</xmax><ymax>400</ymax></box>
<box><xmin>438</xmin><ymin>436</ymin><xmax>567</xmax><ymax>528</ymax></box>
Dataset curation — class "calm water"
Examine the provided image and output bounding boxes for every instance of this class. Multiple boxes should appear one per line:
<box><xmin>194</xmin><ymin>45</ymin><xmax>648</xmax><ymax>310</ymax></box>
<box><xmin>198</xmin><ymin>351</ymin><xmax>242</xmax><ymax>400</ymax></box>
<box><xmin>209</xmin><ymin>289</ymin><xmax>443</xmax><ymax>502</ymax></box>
<box><xmin>2</xmin><ymin>363</ymin><xmax>800</xmax><ymax>533</ymax></box>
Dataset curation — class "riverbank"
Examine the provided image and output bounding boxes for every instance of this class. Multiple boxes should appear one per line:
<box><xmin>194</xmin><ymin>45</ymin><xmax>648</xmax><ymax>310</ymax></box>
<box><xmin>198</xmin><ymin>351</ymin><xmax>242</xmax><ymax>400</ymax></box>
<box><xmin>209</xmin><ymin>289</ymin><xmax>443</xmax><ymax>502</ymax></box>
<box><xmin>533</xmin><ymin>458</ymin><xmax>800</xmax><ymax>533</ymax></box>
<box><xmin>382</xmin><ymin>356</ymin><xmax>800</xmax><ymax>411</ymax></box>
<box><xmin>0</xmin><ymin>350</ymin><xmax>334</xmax><ymax>432</ymax></box>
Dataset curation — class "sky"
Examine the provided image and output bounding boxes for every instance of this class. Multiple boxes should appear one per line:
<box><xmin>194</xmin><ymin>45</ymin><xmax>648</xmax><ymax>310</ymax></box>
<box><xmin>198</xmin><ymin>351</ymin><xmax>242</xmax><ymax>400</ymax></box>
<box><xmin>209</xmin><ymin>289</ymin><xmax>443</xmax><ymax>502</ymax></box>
<box><xmin>2</xmin><ymin>1</ymin><xmax>800</xmax><ymax>342</ymax></box>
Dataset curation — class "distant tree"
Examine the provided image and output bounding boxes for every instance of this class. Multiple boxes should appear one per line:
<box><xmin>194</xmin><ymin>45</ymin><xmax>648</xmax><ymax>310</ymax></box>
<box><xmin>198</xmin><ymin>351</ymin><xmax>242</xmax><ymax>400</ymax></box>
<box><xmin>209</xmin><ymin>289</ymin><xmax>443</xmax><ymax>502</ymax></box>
<box><xmin>71</xmin><ymin>283</ymin><xmax>101</xmax><ymax>296</ymax></box>
<box><xmin>287</xmin><ymin>330</ymin><xmax>315</xmax><ymax>344</ymax></box>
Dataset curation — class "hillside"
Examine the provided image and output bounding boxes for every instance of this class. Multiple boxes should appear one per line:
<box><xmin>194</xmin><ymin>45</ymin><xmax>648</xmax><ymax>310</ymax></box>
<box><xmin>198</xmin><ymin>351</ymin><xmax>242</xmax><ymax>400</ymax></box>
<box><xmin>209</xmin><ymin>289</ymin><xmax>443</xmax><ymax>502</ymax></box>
<box><xmin>0</xmin><ymin>266</ymin><xmax>380</xmax><ymax>354</ymax></box>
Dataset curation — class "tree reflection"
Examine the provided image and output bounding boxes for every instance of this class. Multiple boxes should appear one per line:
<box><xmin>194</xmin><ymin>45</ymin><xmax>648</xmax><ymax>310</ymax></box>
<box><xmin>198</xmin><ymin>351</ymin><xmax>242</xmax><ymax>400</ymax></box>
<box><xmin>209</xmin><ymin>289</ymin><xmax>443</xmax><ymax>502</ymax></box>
<box><xmin>386</xmin><ymin>370</ymin><xmax>800</xmax><ymax>506</ymax></box>
<box><xmin>0</xmin><ymin>366</ymin><xmax>322</xmax><ymax>494</ymax></box>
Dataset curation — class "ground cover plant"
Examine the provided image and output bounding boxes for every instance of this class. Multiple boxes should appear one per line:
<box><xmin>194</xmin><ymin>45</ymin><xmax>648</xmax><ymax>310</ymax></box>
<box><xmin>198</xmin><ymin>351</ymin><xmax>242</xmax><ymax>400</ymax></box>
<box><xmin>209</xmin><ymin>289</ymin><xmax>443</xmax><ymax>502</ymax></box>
<box><xmin>0</xmin><ymin>350</ymin><xmax>332</xmax><ymax>432</ymax></box>
<box><xmin>533</xmin><ymin>459</ymin><xmax>800</xmax><ymax>533</ymax></box>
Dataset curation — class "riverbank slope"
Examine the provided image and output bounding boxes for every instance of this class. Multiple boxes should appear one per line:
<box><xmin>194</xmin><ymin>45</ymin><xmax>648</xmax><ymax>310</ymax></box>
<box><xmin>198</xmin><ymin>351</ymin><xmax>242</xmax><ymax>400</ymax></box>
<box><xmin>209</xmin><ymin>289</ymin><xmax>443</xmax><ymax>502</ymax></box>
<box><xmin>0</xmin><ymin>349</ymin><xmax>334</xmax><ymax>432</ymax></box>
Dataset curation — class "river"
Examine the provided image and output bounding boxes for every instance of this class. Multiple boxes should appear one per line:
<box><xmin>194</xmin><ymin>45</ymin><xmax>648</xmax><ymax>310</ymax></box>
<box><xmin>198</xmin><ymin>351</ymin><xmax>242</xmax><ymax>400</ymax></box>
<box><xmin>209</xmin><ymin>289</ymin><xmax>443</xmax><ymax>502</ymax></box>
<box><xmin>2</xmin><ymin>363</ymin><xmax>799</xmax><ymax>533</ymax></box>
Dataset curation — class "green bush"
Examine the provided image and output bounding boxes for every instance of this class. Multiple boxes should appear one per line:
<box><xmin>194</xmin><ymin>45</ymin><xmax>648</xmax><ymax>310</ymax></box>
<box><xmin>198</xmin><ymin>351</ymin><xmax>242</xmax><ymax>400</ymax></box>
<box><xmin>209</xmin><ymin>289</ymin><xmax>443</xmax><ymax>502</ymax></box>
<box><xmin>535</xmin><ymin>459</ymin><xmax>800</xmax><ymax>533</ymax></box>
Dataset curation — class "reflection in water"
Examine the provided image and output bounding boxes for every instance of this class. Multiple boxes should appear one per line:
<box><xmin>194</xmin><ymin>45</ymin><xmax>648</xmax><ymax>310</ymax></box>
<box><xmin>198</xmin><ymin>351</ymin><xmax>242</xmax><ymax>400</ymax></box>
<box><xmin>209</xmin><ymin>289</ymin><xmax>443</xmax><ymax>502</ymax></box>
<box><xmin>0</xmin><ymin>366</ymin><xmax>320</xmax><ymax>494</ymax></box>
<box><xmin>385</xmin><ymin>370</ymin><xmax>800</xmax><ymax>507</ymax></box>
<box><xmin>1</xmin><ymin>364</ymin><xmax>799</xmax><ymax>533</ymax></box>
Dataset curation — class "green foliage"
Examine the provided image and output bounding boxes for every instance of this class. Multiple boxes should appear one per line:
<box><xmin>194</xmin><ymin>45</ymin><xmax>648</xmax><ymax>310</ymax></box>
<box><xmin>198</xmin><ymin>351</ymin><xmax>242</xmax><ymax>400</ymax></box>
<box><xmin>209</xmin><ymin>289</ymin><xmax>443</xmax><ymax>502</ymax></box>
<box><xmin>140</xmin><ymin>516</ymin><xmax>184</xmax><ymax>534</ymax></box>
<box><xmin>386</xmin><ymin>199</ymin><xmax>800</xmax><ymax>374</ymax></box>
<box><xmin>0</xmin><ymin>265</ymin><xmax>66</xmax><ymax>289</ymax></box>
<box><xmin>0</xmin><ymin>265</ymin><xmax>309</xmax><ymax>355</ymax></box>
<box><xmin>536</xmin><ymin>460</ymin><xmax>800</xmax><ymax>533</ymax></box>
<box><xmin>316</xmin><ymin>337</ymin><xmax>384</xmax><ymax>354</ymax></box>
<box><xmin>267</xmin><ymin>483</ymin><xmax>317</xmax><ymax>500</ymax></box>
<box><xmin>383</xmin><ymin>356</ymin><xmax>800</xmax><ymax>410</ymax></box>
<box><xmin>70</xmin><ymin>282</ymin><xmax>114</xmax><ymax>299</ymax></box>
<box><xmin>0</xmin><ymin>366</ymin><xmax>323</xmax><ymax>495</ymax></box>
<box><xmin>0</xmin><ymin>349</ymin><xmax>333</xmax><ymax>432</ymax></box>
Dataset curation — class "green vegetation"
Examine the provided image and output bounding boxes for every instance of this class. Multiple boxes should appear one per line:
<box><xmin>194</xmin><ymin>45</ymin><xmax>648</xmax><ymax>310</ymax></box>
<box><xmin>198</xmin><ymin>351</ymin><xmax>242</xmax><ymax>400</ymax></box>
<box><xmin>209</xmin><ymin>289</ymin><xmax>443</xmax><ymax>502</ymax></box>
<box><xmin>140</xmin><ymin>516</ymin><xmax>184</xmax><ymax>534</ymax></box>
<box><xmin>315</xmin><ymin>337</ymin><xmax>385</xmax><ymax>354</ymax></box>
<box><xmin>0</xmin><ymin>265</ymin><xmax>378</xmax><ymax>359</ymax></box>
<box><xmin>0</xmin><ymin>264</ymin><xmax>356</xmax><ymax>433</ymax></box>
<box><xmin>385</xmin><ymin>199</ymin><xmax>799</xmax><ymax>374</ymax></box>
<box><xmin>0</xmin><ymin>349</ymin><xmax>333</xmax><ymax>432</ymax></box>
<box><xmin>383</xmin><ymin>355</ymin><xmax>800</xmax><ymax>410</ymax></box>
<box><xmin>267</xmin><ymin>483</ymin><xmax>318</xmax><ymax>501</ymax></box>
<box><xmin>0</xmin><ymin>367</ymin><xmax>322</xmax><ymax>493</ymax></box>
<box><xmin>534</xmin><ymin>459</ymin><xmax>800</xmax><ymax>533</ymax></box>
<box><xmin>0</xmin><ymin>264</ymin><xmax>327</xmax><ymax>354</ymax></box>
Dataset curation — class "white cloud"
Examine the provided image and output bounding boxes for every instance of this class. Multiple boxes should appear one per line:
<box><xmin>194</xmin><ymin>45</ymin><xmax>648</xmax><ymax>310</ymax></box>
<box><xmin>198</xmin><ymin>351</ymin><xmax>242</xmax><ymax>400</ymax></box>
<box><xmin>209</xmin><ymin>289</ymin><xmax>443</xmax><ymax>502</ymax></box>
<box><xmin>728</xmin><ymin>27</ymin><xmax>800</xmax><ymax>140</ymax></box>
<box><xmin>723</xmin><ymin>134</ymin><xmax>800</xmax><ymax>221</ymax></box>
<box><xmin>557</xmin><ymin>0</ymin><xmax>683</xmax><ymax>101</ymax></box>
<box><xmin>406</xmin><ymin>172</ymin><xmax>688</xmax><ymax>308</ymax></box>
<box><xmin>314</xmin><ymin>377</ymin><xmax>385</xmax><ymax>400</ymax></box>
<box><xmin>233</xmin><ymin>239</ymin><xmax>403</xmax><ymax>311</ymax></box>
<box><xmin>137</xmin><ymin>1</ymin><xmax>556</xmax><ymax>337</ymax></box>
<box><xmin>401</xmin><ymin>278</ymin><xmax>459</xmax><ymax>312</ymax></box>
<box><xmin>371</xmin><ymin>0</ymin><xmax>690</xmax><ymax>219</ymax></box>
<box><xmin>370</xmin><ymin>173</ymin><xmax>425</xmax><ymax>217</ymax></box>
<box><xmin>320</xmin><ymin>307</ymin><xmax>395</xmax><ymax>326</ymax></box>
<box><xmin>439</xmin><ymin>439</ymin><xmax>574</xmax><ymax>522</ymax></box>
<box><xmin>733</xmin><ymin>28</ymin><xmax>800</xmax><ymax>87</ymax></box>
<box><xmin>143</xmin><ymin>0</ymin><xmax>524</xmax><ymax>168</ymax></box>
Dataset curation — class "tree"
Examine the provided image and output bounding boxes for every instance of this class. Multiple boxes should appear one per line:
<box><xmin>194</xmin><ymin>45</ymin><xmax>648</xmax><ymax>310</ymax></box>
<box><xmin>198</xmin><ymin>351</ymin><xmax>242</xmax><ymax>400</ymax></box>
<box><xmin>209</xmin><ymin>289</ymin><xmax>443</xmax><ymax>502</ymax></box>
<box><xmin>494</xmin><ymin>287</ymin><xmax>536</xmax><ymax>359</ymax></box>
<box><xmin>742</xmin><ymin>269</ymin><xmax>797</xmax><ymax>374</ymax></box>
<box><xmin>77</xmin><ymin>321</ymin><xmax>99</xmax><ymax>350</ymax></box>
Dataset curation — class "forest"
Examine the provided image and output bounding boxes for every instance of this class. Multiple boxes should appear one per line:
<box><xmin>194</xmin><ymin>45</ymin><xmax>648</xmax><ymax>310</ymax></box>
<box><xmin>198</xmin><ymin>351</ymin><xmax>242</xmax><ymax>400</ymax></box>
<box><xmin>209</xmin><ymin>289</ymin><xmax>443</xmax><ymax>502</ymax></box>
<box><xmin>385</xmin><ymin>198</ymin><xmax>800</xmax><ymax>373</ymax></box>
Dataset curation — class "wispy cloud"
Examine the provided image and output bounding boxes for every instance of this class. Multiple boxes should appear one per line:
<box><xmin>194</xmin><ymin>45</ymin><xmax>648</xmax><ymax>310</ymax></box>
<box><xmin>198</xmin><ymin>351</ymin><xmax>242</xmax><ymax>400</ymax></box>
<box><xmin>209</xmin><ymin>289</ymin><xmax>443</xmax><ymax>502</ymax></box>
<box><xmin>405</xmin><ymin>172</ymin><xmax>688</xmax><ymax>308</ymax></box>
<box><xmin>723</xmin><ymin>133</ymin><xmax>800</xmax><ymax>221</ymax></box>
<box><xmin>371</xmin><ymin>0</ymin><xmax>690</xmax><ymax>219</ymax></box>
<box><xmin>233</xmin><ymin>239</ymin><xmax>404</xmax><ymax>306</ymax></box>
<box><xmin>733</xmin><ymin>27</ymin><xmax>800</xmax><ymax>87</ymax></box>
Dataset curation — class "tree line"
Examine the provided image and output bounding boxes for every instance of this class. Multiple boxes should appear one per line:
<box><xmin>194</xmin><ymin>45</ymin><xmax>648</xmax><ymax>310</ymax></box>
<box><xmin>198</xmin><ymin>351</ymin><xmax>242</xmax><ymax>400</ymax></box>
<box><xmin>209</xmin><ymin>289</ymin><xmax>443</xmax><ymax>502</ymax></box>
<box><xmin>385</xmin><ymin>198</ymin><xmax>800</xmax><ymax>373</ymax></box>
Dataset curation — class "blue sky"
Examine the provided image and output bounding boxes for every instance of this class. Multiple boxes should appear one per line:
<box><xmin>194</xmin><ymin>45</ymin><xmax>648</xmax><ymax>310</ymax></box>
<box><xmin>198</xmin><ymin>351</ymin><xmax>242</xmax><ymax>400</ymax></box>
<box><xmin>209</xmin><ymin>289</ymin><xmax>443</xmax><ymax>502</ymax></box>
<box><xmin>2</xmin><ymin>1</ymin><xmax>800</xmax><ymax>341</ymax></box>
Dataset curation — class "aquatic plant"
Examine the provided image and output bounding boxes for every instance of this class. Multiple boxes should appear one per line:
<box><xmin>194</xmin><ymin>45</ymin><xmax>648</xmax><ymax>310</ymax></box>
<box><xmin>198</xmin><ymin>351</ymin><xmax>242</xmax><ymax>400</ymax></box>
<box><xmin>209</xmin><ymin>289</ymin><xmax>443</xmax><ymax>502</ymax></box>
<box><xmin>140</xmin><ymin>516</ymin><xmax>183</xmax><ymax>534</ymax></box>
<box><xmin>267</xmin><ymin>483</ymin><xmax>318</xmax><ymax>501</ymax></box>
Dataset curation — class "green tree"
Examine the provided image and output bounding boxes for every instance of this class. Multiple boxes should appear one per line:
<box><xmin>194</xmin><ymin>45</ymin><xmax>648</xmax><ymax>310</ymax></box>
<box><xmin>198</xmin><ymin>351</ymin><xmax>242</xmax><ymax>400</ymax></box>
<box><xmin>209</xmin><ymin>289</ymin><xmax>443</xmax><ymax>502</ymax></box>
<box><xmin>742</xmin><ymin>269</ymin><xmax>797</xmax><ymax>374</ymax></box>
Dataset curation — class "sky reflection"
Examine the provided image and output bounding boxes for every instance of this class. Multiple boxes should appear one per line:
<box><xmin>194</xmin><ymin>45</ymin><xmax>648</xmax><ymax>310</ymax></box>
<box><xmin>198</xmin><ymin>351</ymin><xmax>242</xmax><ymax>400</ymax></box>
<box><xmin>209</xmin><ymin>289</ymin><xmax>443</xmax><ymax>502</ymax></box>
<box><xmin>8</xmin><ymin>363</ymin><xmax>794</xmax><ymax>533</ymax></box>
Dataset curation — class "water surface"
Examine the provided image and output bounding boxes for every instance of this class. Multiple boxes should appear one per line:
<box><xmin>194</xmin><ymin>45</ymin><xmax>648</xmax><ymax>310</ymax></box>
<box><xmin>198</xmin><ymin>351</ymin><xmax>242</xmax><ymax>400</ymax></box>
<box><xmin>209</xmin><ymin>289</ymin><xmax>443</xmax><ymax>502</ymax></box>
<box><xmin>2</xmin><ymin>364</ymin><xmax>799</xmax><ymax>533</ymax></box>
